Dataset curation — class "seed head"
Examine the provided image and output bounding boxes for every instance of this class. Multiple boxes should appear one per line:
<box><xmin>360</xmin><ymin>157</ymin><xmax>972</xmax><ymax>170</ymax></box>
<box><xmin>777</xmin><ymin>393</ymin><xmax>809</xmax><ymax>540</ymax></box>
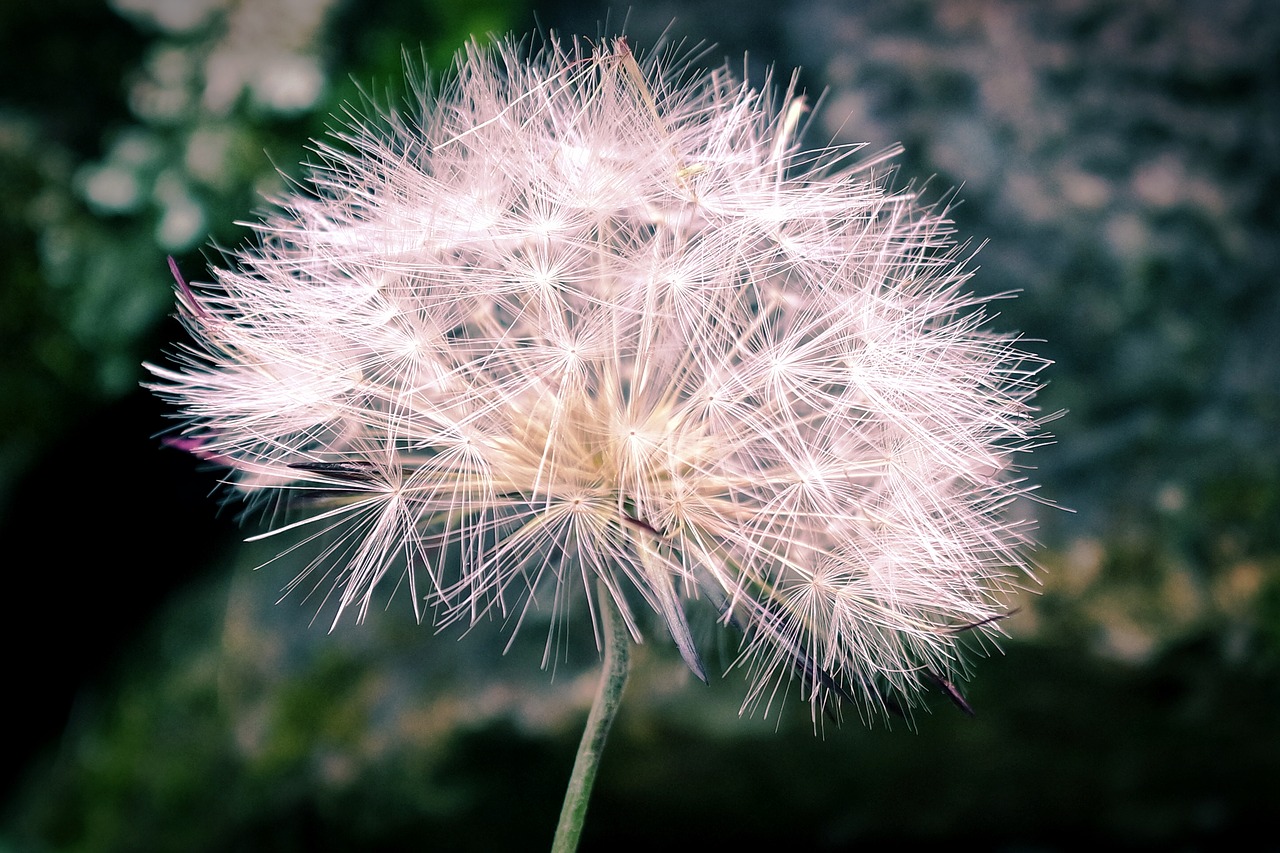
<box><xmin>148</xmin><ymin>34</ymin><xmax>1048</xmax><ymax>723</ymax></box>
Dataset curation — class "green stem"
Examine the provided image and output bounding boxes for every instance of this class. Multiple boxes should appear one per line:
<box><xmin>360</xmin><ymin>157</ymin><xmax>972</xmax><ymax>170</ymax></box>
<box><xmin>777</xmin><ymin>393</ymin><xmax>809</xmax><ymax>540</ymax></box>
<box><xmin>551</xmin><ymin>578</ymin><xmax>632</xmax><ymax>853</ymax></box>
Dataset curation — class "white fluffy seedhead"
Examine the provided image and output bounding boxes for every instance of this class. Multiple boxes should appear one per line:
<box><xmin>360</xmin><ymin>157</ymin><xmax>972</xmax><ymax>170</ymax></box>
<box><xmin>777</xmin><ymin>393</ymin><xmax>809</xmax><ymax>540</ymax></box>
<box><xmin>149</xmin><ymin>33</ymin><xmax>1048</xmax><ymax>724</ymax></box>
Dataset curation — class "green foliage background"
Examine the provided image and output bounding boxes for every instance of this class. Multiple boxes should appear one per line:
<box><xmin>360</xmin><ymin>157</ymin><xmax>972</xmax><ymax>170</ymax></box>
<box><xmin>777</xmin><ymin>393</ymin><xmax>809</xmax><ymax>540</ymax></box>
<box><xmin>2</xmin><ymin>1</ymin><xmax>1277</xmax><ymax>850</ymax></box>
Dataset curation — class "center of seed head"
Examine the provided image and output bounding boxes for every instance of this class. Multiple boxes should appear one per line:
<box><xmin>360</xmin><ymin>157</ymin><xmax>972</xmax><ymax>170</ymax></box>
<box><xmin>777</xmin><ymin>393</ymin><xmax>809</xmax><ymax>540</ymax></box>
<box><xmin>493</xmin><ymin>384</ymin><xmax>700</xmax><ymax>523</ymax></box>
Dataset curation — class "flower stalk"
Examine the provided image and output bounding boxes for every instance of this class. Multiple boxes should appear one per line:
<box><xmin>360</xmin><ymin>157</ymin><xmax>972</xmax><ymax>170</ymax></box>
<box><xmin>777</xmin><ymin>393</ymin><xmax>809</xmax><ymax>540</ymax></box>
<box><xmin>551</xmin><ymin>578</ymin><xmax>631</xmax><ymax>853</ymax></box>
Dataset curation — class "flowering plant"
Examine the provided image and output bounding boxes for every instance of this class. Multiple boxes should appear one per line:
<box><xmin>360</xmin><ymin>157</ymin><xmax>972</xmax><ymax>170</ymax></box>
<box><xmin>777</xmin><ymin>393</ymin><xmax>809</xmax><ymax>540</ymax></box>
<box><xmin>149</xmin><ymin>33</ymin><xmax>1046</xmax><ymax>848</ymax></box>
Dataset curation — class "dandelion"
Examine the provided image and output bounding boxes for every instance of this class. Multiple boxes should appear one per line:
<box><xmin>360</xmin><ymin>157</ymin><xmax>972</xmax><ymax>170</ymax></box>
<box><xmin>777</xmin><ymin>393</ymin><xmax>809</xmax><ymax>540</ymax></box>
<box><xmin>148</xmin><ymin>32</ymin><xmax>1047</xmax><ymax>848</ymax></box>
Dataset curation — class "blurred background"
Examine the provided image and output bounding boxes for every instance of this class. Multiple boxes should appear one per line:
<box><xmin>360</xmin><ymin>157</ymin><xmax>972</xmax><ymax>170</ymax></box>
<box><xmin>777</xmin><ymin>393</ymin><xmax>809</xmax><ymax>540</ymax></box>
<box><xmin>2</xmin><ymin>0</ymin><xmax>1277</xmax><ymax>849</ymax></box>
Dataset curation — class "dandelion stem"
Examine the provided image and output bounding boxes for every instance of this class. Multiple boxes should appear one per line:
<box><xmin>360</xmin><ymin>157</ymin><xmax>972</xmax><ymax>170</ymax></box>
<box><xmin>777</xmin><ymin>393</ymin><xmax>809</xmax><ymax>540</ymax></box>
<box><xmin>551</xmin><ymin>577</ymin><xmax>631</xmax><ymax>853</ymax></box>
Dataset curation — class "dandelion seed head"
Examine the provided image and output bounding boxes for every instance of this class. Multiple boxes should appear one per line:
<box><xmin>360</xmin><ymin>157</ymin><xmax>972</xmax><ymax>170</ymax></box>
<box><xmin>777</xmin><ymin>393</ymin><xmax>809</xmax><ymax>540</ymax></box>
<box><xmin>148</xmin><ymin>33</ymin><xmax>1049</xmax><ymax>724</ymax></box>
